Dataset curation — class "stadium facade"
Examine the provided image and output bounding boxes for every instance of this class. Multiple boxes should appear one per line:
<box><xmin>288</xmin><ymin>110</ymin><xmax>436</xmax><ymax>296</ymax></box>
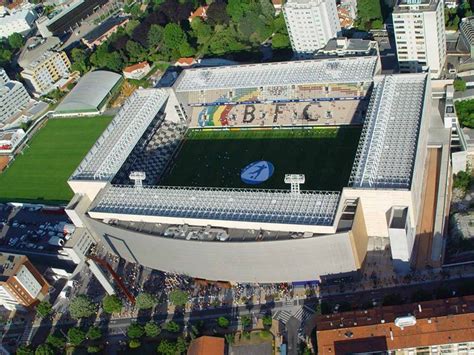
<box><xmin>65</xmin><ymin>57</ymin><xmax>448</xmax><ymax>283</ymax></box>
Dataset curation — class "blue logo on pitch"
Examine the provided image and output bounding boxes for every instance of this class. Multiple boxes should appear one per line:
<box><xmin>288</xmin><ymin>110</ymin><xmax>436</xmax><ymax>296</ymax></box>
<box><xmin>241</xmin><ymin>161</ymin><xmax>274</xmax><ymax>185</ymax></box>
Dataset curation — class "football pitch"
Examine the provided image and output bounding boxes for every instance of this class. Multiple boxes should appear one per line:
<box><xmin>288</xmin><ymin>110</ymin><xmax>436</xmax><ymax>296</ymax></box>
<box><xmin>160</xmin><ymin>127</ymin><xmax>362</xmax><ymax>191</ymax></box>
<box><xmin>0</xmin><ymin>116</ymin><xmax>112</xmax><ymax>204</ymax></box>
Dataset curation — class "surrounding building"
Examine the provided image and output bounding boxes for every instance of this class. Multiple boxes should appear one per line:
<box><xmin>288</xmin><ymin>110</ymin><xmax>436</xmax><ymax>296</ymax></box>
<box><xmin>316</xmin><ymin>37</ymin><xmax>379</xmax><ymax>58</ymax></box>
<box><xmin>272</xmin><ymin>0</ymin><xmax>283</xmax><ymax>14</ymax></box>
<box><xmin>0</xmin><ymin>68</ymin><xmax>30</xmax><ymax>126</ymax></box>
<box><xmin>175</xmin><ymin>57</ymin><xmax>198</xmax><ymax>67</ymax></box>
<box><xmin>187</xmin><ymin>336</ymin><xmax>225</xmax><ymax>355</ymax></box>
<box><xmin>64</xmin><ymin>56</ymin><xmax>450</xmax><ymax>283</ymax></box>
<box><xmin>317</xmin><ymin>295</ymin><xmax>474</xmax><ymax>355</ymax></box>
<box><xmin>36</xmin><ymin>0</ymin><xmax>108</xmax><ymax>37</ymax></box>
<box><xmin>54</xmin><ymin>70</ymin><xmax>122</xmax><ymax>116</ymax></box>
<box><xmin>0</xmin><ymin>8</ymin><xmax>36</xmax><ymax>38</ymax></box>
<box><xmin>81</xmin><ymin>16</ymin><xmax>129</xmax><ymax>49</ymax></box>
<box><xmin>0</xmin><ymin>129</ymin><xmax>26</xmax><ymax>155</ymax></box>
<box><xmin>340</xmin><ymin>0</ymin><xmax>357</xmax><ymax>18</ymax></box>
<box><xmin>20</xmin><ymin>50</ymin><xmax>71</xmax><ymax>96</ymax></box>
<box><xmin>283</xmin><ymin>0</ymin><xmax>341</xmax><ymax>57</ymax></box>
<box><xmin>460</xmin><ymin>16</ymin><xmax>474</xmax><ymax>58</ymax></box>
<box><xmin>393</xmin><ymin>0</ymin><xmax>447</xmax><ymax>78</ymax></box>
<box><xmin>18</xmin><ymin>37</ymin><xmax>62</xmax><ymax>70</ymax></box>
<box><xmin>188</xmin><ymin>6</ymin><xmax>208</xmax><ymax>22</ymax></box>
<box><xmin>0</xmin><ymin>253</ymin><xmax>49</xmax><ymax>310</ymax></box>
<box><xmin>122</xmin><ymin>62</ymin><xmax>151</xmax><ymax>80</ymax></box>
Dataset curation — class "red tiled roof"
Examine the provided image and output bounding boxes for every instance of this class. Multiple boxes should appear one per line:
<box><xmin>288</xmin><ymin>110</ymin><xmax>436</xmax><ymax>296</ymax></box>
<box><xmin>176</xmin><ymin>57</ymin><xmax>196</xmax><ymax>65</ymax></box>
<box><xmin>123</xmin><ymin>61</ymin><xmax>149</xmax><ymax>73</ymax></box>
<box><xmin>189</xmin><ymin>6</ymin><xmax>208</xmax><ymax>19</ymax></box>
<box><xmin>317</xmin><ymin>295</ymin><xmax>474</xmax><ymax>355</ymax></box>
<box><xmin>187</xmin><ymin>336</ymin><xmax>225</xmax><ymax>355</ymax></box>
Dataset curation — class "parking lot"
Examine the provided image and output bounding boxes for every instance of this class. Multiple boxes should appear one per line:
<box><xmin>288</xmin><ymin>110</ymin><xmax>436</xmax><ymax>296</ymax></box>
<box><xmin>0</xmin><ymin>204</ymin><xmax>71</xmax><ymax>254</ymax></box>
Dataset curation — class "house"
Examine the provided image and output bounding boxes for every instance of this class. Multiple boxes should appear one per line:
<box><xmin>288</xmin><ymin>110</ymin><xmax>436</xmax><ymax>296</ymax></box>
<box><xmin>272</xmin><ymin>0</ymin><xmax>282</xmax><ymax>14</ymax></box>
<box><xmin>188</xmin><ymin>6</ymin><xmax>208</xmax><ymax>22</ymax></box>
<box><xmin>122</xmin><ymin>61</ymin><xmax>151</xmax><ymax>80</ymax></box>
<box><xmin>187</xmin><ymin>336</ymin><xmax>225</xmax><ymax>355</ymax></box>
<box><xmin>175</xmin><ymin>57</ymin><xmax>197</xmax><ymax>67</ymax></box>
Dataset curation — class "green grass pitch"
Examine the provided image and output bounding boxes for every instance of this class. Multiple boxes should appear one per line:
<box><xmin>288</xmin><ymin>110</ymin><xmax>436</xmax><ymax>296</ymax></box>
<box><xmin>0</xmin><ymin>116</ymin><xmax>113</xmax><ymax>204</ymax></box>
<box><xmin>160</xmin><ymin>126</ymin><xmax>362</xmax><ymax>191</ymax></box>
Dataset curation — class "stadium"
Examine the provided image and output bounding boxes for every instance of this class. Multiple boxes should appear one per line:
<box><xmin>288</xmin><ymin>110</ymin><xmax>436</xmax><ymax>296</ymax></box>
<box><xmin>66</xmin><ymin>56</ymin><xmax>443</xmax><ymax>283</ymax></box>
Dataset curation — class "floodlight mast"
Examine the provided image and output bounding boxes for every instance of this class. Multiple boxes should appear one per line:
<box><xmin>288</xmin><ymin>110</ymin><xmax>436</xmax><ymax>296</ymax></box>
<box><xmin>129</xmin><ymin>171</ymin><xmax>146</xmax><ymax>188</ymax></box>
<box><xmin>285</xmin><ymin>174</ymin><xmax>305</xmax><ymax>194</ymax></box>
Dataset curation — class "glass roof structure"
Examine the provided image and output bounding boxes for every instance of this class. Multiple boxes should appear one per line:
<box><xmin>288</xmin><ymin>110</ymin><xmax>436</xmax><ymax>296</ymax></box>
<box><xmin>91</xmin><ymin>185</ymin><xmax>341</xmax><ymax>226</ymax></box>
<box><xmin>71</xmin><ymin>89</ymin><xmax>169</xmax><ymax>181</ymax></box>
<box><xmin>174</xmin><ymin>57</ymin><xmax>378</xmax><ymax>92</ymax></box>
<box><xmin>349</xmin><ymin>74</ymin><xmax>427</xmax><ymax>189</ymax></box>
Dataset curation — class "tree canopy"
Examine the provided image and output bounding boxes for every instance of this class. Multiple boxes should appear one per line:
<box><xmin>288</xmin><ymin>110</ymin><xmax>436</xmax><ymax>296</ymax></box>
<box><xmin>86</xmin><ymin>326</ymin><xmax>102</xmax><ymax>340</ymax></box>
<box><xmin>163</xmin><ymin>320</ymin><xmax>180</xmax><ymax>333</ymax></box>
<box><xmin>127</xmin><ymin>322</ymin><xmax>145</xmax><ymax>339</ymax></box>
<box><xmin>36</xmin><ymin>300</ymin><xmax>53</xmax><ymax>318</ymax></box>
<box><xmin>145</xmin><ymin>320</ymin><xmax>161</xmax><ymax>337</ymax></box>
<box><xmin>169</xmin><ymin>289</ymin><xmax>188</xmax><ymax>306</ymax></box>
<box><xmin>67</xmin><ymin>328</ymin><xmax>86</xmax><ymax>346</ymax></box>
<box><xmin>102</xmin><ymin>294</ymin><xmax>123</xmax><ymax>314</ymax></box>
<box><xmin>69</xmin><ymin>295</ymin><xmax>96</xmax><ymax>319</ymax></box>
<box><xmin>46</xmin><ymin>334</ymin><xmax>66</xmax><ymax>349</ymax></box>
<box><xmin>217</xmin><ymin>316</ymin><xmax>230</xmax><ymax>328</ymax></box>
<box><xmin>8</xmin><ymin>33</ymin><xmax>24</xmax><ymax>49</ymax></box>
<box><xmin>454</xmin><ymin>78</ymin><xmax>467</xmax><ymax>92</ymax></box>
<box><xmin>135</xmin><ymin>292</ymin><xmax>158</xmax><ymax>310</ymax></box>
<box><xmin>455</xmin><ymin>99</ymin><xmax>474</xmax><ymax>128</ymax></box>
<box><xmin>34</xmin><ymin>344</ymin><xmax>54</xmax><ymax>355</ymax></box>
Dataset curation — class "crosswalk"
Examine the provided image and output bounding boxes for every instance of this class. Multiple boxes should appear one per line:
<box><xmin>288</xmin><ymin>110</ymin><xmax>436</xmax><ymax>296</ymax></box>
<box><xmin>273</xmin><ymin>305</ymin><xmax>315</xmax><ymax>325</ymax></box>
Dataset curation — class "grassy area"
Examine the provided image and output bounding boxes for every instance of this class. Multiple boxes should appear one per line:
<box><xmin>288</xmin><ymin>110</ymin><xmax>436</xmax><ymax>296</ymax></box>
<box><xmin>160</xmin><ymin>127</ymin><xmax>361</xmax><ymax>191</ymax></box>
<box><xmin>0</xmin><ymin>116</ymin><xmax>113</xmax><ymax>204</ymax></box>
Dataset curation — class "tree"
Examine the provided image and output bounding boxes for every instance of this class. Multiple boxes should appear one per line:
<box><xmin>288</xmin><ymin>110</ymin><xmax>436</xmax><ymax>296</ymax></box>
<box><xmin>169</xmin><ymin>289</ymin><xmax>188</xmax><ymax>307</ymax></box>
<box><xmin>34</xmin><ymin>344</ymin><xmax>54</xmax><ymax>355</ymax></box>
<box><xmin>262</xmin><ymin>315</ymin><xmax>273</xmax><ymax>327</ymax></box>
<box><xmin>454</xmin><ymin>78</ymin><xmax>467</xmax><ymax>92</ymax></box>
<box><xmin>145</xmin><ymin>320</ymin><xmax>161</xmax><ymax>337</ymax></box>
<box><xmin>87</xmin><ymin>346</ymin><xmax>101</xmax><ymax>353</ymax></box>
<box><xmin>102</xmin><ymin>294</ymin><xmax>123</xmax><ymax>314</ymax></box>
<box><xmin>224</xmin><ymin>333</ymin><xmax>234</xmax><ymax>345</ymax></box>
<box><xmin>125</xmin><ymin>19</ymin><xmax>140</xmax><ymax>36</ymax></box>
<box><xmin>86</xmin><ymin>326</ymin><xmax>102</xmax><ymax>340</ymax></box>
<box><xmin>129</xmin><ymin>339</ymin><xmax>141</xmax><ymax>348</ymax></box>
<box><xmin>135</xmin><ymin>292</ymin><xmax>158</xmax><ymax>309</ymax></box>
<box><xmin>191</xmin><ymin>18</ymin><xmax>212</xmax><ymax>45</ymax></box>
<box><xmin>68</xmin><ymin>327</ymin><xmax>86</xmax><ymax>346</ymax></box>
<box><xmin>69</xmin><ymin>295</ymin><xmax>96</xmax><ymax>319</ymax></box>
<box><xmin>454</xmin><ymin>99</ymin><xmax>474</xmax><ymax>128</ymax></box>
<box><xmin>36</xmin><ymin>300</ymin><xmax>53</xmax><ymax>318</ymax></box>
<box><xmin>148</xmin><ymin>24</ymin><xmax>164</xmax><ymax>49</ymax></box>
<box><xmin>157</xmin><ymin>339</ymin><xmax>177</xmax><ymax>354</ymax></box>
<box><xmin>241</xmin><ymin>314</ymin><xmax>251</xmax><ymax>328</ymax></box>
<box><xmin>70</xmin><ymin>48</ymin><xmax>89</xmax><ymax>74</ymax></box>
<box><xmin>176</xmin><ymin>337</ymin><xmax>188</xmax><ymax>353</ymax></box>
<box><xmin>0</xmin><ymin>48</ymin><xmax>12</xmax><ymax>66</ymax></box>
<box><xmin>126</xmin><ymin>40</ymin><xmax>147</xmax><ymax>62</ymax></box>
<box><xmin>217</xmin><ymin>316</ymin><xmax>230</xmax><ymax>328</ymax></box>
<box><xmin>271</xmin><ymin>33</ymin><xmax>290</xmax><ymax>49</ymax></box>
<box><xmin>46</xmin><ymin>334</ymin><xmax>66</xmax><ymax>349</ymax></box>
<box><xmin>16</xmin><ymin>345</ymin><xmax>34</xmax><ymax>355</ymax></box>
<box><xmin>207</xmin><ymin>2</ymin><xmax>230</xmax><ymax>25</ymax></box>
<box><xmin>226</xmin><ymin>0</ymin><xmax>245</xmax><ymax>22</ymax></box>
<box><xmin>127</xmin><ymin>322</ymin><xmax>145</xmax><ymax>339</ymax></box>
<box><xmin>163</xmin><ymin>320</ymin><xmax>180</xmax><ymax>333</ymax></box>
<box><xmin>8</xmin><ymin>32</ymin><xmax>24</xmax><ymax>49</ymax></box>
<box><xmin>163</xmin><ymin>23</ymin><xmax>186</xmax><ymax>50</ymax></box>
<box><xmin>453</xmin><ymin>170</ymin><xmax>473</xmax><ymax>192</ymax></box>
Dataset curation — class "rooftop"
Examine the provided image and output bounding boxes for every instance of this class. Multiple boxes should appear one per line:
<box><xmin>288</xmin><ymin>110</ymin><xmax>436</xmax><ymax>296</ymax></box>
<box><xmin>187</xmin><ymin>336</ymin><xmax>224</xmax><ymax>355</ymax></box>
<box><xmin>317</xmin><ymin>295</ymin><xmax>474</xmax><ymax>354</ymax></box>
<box><xmin>349</xmin><ymin>74</ymin><xmax>427</xmax><ymax>189</ymax></box>
<box><xmin>123</xmin><ymin>61</ymin><xmax>150</xmax><ymax>73</ymax></box>
<box><xmin>55</xmin><ymin>70</ymin><xmax>122</xmax><ymax>113</ymax></box>
<box><xmin>91</xmin><ymin>185</ymin><xmax>341</xmax><ymax>227</ymax></box>
<box><xmin>18</xmin><ymin>37</ymin><xmax>61</xmax><ymax>69</ymax></box>
<box><xmin>395</xmin><ymin>0</ymin><xmax>439</xmax><ymax>12</ymax></box>
<box><xmin>82</xmin><ymin>16</ymin><xmax>128</xmax><ymax>44</ymax></box>
<box><xmin>174</xmin><ymin>56</ymin><xmax>377</xmax><ymax>92</ymax></box>
<box><xmin>70</xmin><ymin>89</ymin><xmax>169</xmax><ymax>181</ymax></box>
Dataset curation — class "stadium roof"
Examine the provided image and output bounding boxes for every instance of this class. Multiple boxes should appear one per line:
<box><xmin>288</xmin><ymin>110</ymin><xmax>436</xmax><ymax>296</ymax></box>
<box><xmin>55</xmin><ymin>71</ymin><xmax>122</xmax><ymax>113</ymax></box>
<box><xmin>349</xmin><ymin>74</ymin><xmax>427</xmax><ymax>189</ymax></box>
<box><xmin>91</xmin><ymin>185</ymin><xmax>341</xmax><ymax>226</ymax></box>
<box><xmin>174</xmin><ymin>56</ymin><xmax>378</xmax><ymax>92</ymax></box>
<box><xmin>70</xmin><ymin>89</ymin><xmax>169</xmax><ymax>181</ymax></box>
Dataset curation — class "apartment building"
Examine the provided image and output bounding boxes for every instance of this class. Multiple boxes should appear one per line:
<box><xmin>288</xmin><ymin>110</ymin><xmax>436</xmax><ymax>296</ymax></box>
<box><xmin>0</xmin><ymin>8</ymin><xmax>37</xmax><ymax>38</ymax></box>
<box><xmin>0</xmin><ymin>68</ymin><xmax>30</xmax><ymax>125</ymax></box>
<box><xmin>393</xmin><ymin>0</ymin><xmax>446</xmax><ymax>78</ymax></box>
<box><xmin>283</xmin><ymin>0</ymin><xmax>340</xmax><ymax>57</ymax></box>
<box><xmin>317</xmin><ymin>295</ymin><xmax>474</xmax><ymax>355</ymax></box>
<box><xmin>0</xmin><ymin>253</ymin><xmax>49</xmax><ymax>311</ymax></box>
<box><xmin>21</xmin><ymin>50</ymin><xmax>71</xmax><ymax>96</ymax></box>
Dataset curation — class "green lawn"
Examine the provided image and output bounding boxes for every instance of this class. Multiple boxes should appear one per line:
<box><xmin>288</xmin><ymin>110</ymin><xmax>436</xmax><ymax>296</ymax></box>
<box><xmin>0</xmin><ymin>116</ymin><xmax>113</xmax><ymax>204</ymax></box>
<box><xmin>160</xmin><ymin>127</ymin><xmax>361</xmax><ymax>191</ymax></box>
